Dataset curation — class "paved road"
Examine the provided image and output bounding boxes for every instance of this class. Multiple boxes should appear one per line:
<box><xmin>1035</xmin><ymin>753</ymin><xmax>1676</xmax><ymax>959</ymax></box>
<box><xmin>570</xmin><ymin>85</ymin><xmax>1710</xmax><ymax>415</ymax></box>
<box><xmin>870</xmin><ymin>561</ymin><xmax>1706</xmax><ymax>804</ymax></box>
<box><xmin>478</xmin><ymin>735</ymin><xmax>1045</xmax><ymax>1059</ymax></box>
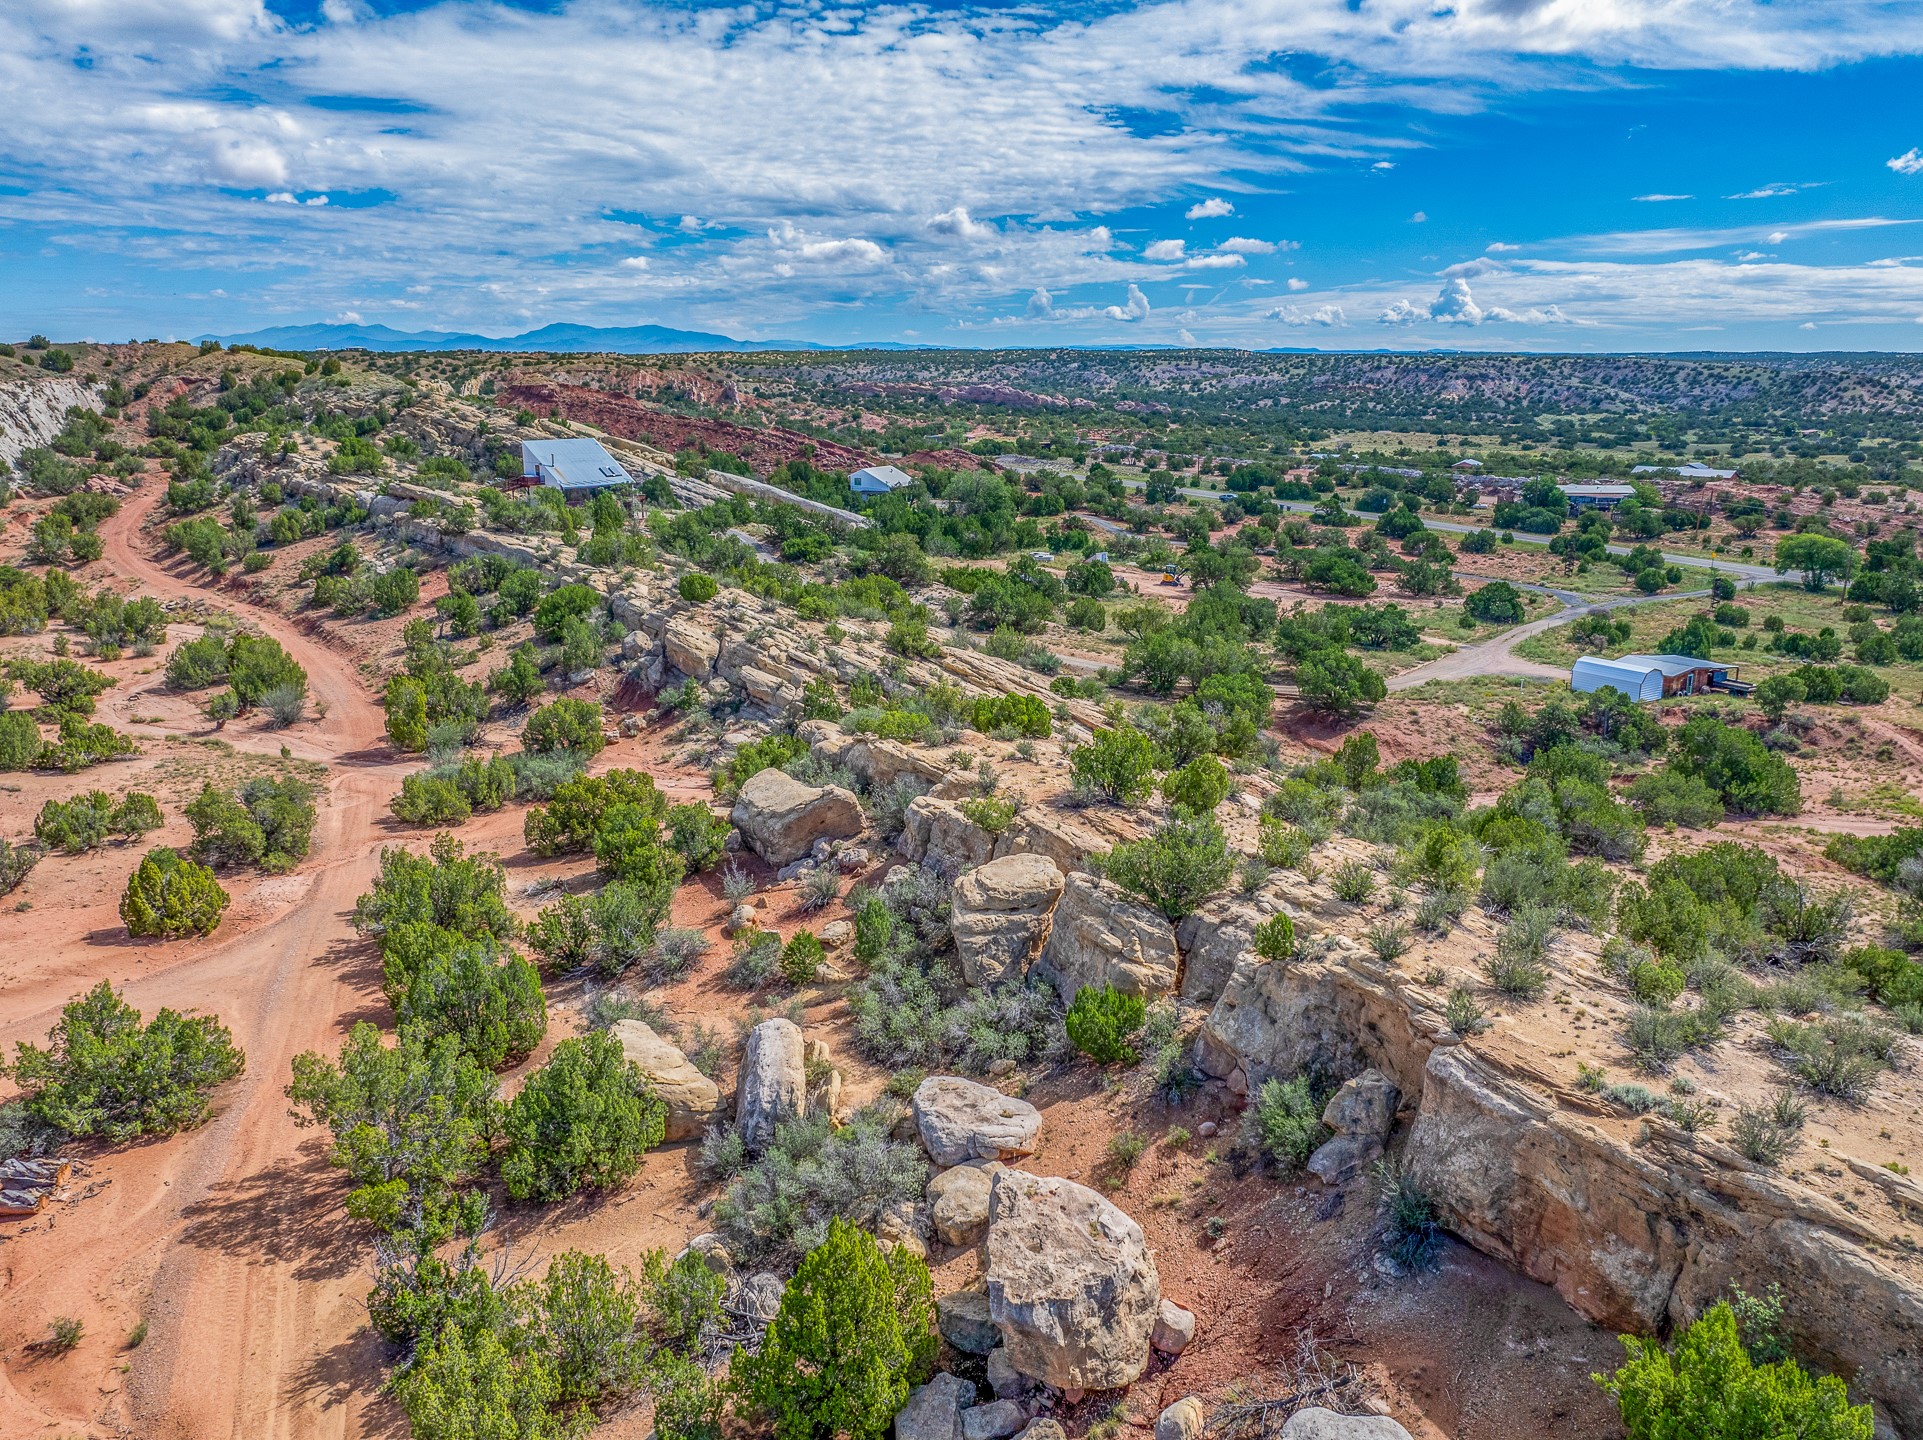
<box><xmin>1112</xmin><ymin>476</ymin><xmax>1788</xmax><ymax>584</ymax></box>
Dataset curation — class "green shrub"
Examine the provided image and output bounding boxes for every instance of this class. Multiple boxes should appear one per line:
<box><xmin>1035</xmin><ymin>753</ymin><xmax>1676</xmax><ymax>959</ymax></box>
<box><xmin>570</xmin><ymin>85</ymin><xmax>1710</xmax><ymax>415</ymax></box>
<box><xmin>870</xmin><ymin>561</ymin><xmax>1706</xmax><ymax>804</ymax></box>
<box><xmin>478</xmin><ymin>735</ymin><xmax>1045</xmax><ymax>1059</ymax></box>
<box><xmin>1065</xmin><ymin>983</ymin><xmax>1146</xmax><ymax>1065</ymax></box>
<box><xmin>730</xmin><ymin>1218</ymin><xmax>936</xmax><ymax>1440</ymax></box>
<box><xmin>522</xmin><ymin>697</ymin><xmax>605</xmax><ymax>757</ymax></box>
<box><xmin>1069</xmin><ymin>724</ymin><xmax>1158</xmax><ymax>804</ymax></box>
<box><xmin>165</xmin><ymin>636</ymin><xmax>231</xmax><ymax>692</ymax></box>
<box><xmin>712</xmin><ymin>733</ymin><xmax>806</xmax><ymax>798</ymax></box>
<box><xmin>1596</xmin><ymin>1301</ymin><xmax>1872</xmax><ymax>1440</ymax></box>
<box><xmin>679</xmin><ymin>573</ymin><xmax>718</xmax><ymax>603</ymax></box>
<box><xmin>0</xmin><ymin>711</ymin><xmax>42</xmax><ymax>769</ymax></box>
<box><xmin>0</xmin><ymin>837</ymin><xmax>40</xmax><ymax>894</ymax></box>
<box><xmin>285</xmin><ymin>1020</ymin><xmax>498</xmax><ymax>1233</ymax></box>
<box><xmin>120</xmin><ymin>847</ymin><xmax>229</xmax><ymax>938</ymax></box>
<box><xmin>1375</xmin><ymin>1159</ymin><xmax>1443</xmax><ymax>1271</ymax></box>
<box><xmin>226</xmin><ymin>633</ymin><xmax>307</xmax><ymax>708</ymax></box>
<box><xmin>500</xmin><ymin>1032</ymin><xmax>666</xmax><ymax>1202</ymax></box>
<box><xmin>34</xmin><ymin>790</ymin><xmax>160</xmax><ymax>852</ymax></box>
<box><xmin>1670</xmin><ymin>716</ymin><xmax>1800</xmax><ymax>818</ymax></box>
<box><xmin>386</xmin><ymin>929</ymin><xmax>547</xmax><ymax>1069</ymax></box>
<box><xmin>1331</xmin><ymin>859</ymin><xmax>1376</xmax><ymax>904</ymax></box>
<box><xmin>8</xmin><ymin>980</ymin><xmax>244</xmax><ymax>1140</ymax></box>
<box><xmin>368</xmin><ymin>566</ymin><xmax>420</xmax><ymax>617</ymax></box>
<box><xmin>185</xmin><ymin>778</ymin><xmax>316</xmax><ymax>871</ymax></box>
<box><xmin>352</xmin><ymin>834</ymin><xmax>517</xmax><ymax>959</ymax></box>
<box><xmin>391</xmin><ymin>773</ymin><xmax>471</xmax><ymax>826</ymax></box>
<box><xmin>666</xmin><ymin>801</ymin><xmax>730</xmax><ymax>872</ymax></box>
<box><xmin>1765</xmin><ymin>1015</ymin><xmax>1894</xmax><ymax>1102</ymax></box>
<box><xmin>1252</xmin><ymin>912</ymin><xmax>1296</xmax><ymax>963</ymax></box>
<box><xmin>1253</xmin><ymin>1075</ymin><xmax>1325</xmax><ymax>1172</ymax></box>
<box><xmin>1100</xmin><ymin>814</ymin><xmax>1232</xmax><ymax>921</ymax></box>
<box><xmin>970</xmin><ymin>693</ymin><xmax>1052</xmax><ymax>737</ymax></box>
<box><xmin>775</xmin><ymin>930</ymin><xmax>824</xmax><ymax>986</ymax></box>
<box><xmin>1161</xmin><ymin>754</ymin><xmax>1231</xmax><ymax>815</ymax></box>
<box><xmin>533</xmin><ymin>582</ymin><xmax>602</xmax><ymax>640</ymax></box>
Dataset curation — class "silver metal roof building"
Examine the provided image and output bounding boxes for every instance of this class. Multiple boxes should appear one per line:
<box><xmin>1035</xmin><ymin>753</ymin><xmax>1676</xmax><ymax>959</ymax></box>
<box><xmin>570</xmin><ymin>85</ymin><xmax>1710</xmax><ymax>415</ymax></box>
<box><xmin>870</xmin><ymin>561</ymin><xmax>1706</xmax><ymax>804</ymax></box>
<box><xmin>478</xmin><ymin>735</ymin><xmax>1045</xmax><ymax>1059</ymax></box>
<box><xmin>849</xmin><ymin>464</ymin><xmax>916</xmax><ymax>495</ymax></box>
<box><xmin>1572</xmin><ymin>653</ymin><xmax>1742</xmax><ymax>701</ymax></box>
<box><xmin>521</xmin><ymin>438</ymin><xmax>635</xmax><ymax>492</ymax></box>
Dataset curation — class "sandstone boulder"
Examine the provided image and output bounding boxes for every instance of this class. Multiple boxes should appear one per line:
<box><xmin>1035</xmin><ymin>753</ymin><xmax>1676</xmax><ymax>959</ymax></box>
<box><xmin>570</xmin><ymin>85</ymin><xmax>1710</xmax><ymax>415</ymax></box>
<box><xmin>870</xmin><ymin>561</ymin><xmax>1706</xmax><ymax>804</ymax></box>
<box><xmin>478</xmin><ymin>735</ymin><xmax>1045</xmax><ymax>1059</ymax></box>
<box><xmin>663</xmin><ymin>616</ymin><xmax>721</xmax><ymax>679</ymax></box>
<box><xmin>1174</xmin><ymin>892</ymin><xmax>1311</xmax><ymax>1006</ymax></box>
<box><xmin>1034</xmin><ymin>871</ymin><xmax>1180</xmax><ymax>1004</ymax></box>
<box><xmin>928</xmin><ymin>1161</ymin><xmax>1000</xmax><ymax>1247</ymax></box>
<box><xmin>1308</xmin><ymin>1068</ymin><xmax>1401</xmax><ymax>1185</ymax></box>
<box><xmin>735</xmin><ymin>1018</ymin><xmax>806</xmax><ymax>1150</ymax></box>
<box><xmin>895</xmin><ymin>1372</ymin><xmax>976</xmax><ymax>1440</ymax></box>
<box><xmin>730</xmin><ymin>768</ymin><xmax>864</xmax><ymax>867</ymax></box>
<box><xmin>937</xmin><ymin>1286</ymin><xmax>1000</xmax><ymax>1355</ymax></box>
<box><xmin>1014</xmin><ymin>1423</ymin><xmax>1066</xmax><ymax>1440</ymax></box>
<box><xmin>951</xmin><ymin>854</ymin><xmax>1066</xmax><ymax>987</ymax></box>
<box><xmin>899</xmin><ymin>794</ymin><xmax>996</xmax><ymax>868</ymax></box>
<box><xmin>876</xmin><ymin>1199</ymin><xmax>933</xmax><ymax>1261</ymax></box>
<box><xmin>611</xmin><ymin>1020</ymin><xmax>721</xmax><ymax>1141</ymax></box>
<box><xmin>1156</xmin><ymin>1399</ymin><xmax>1204</xmax><ymax>1440</ymax></box>
<box><xmin>963</xmin><ymin>1400</ymin><xmax>1026</xmax><ymax>1440</ymax></box>
<box><xmin>844</xmin><ymin>737</ymin><xmax>949</xmax><ymax>793</ymax></box>
<box><xmin>983</xmin><ymin>1172</ymin><xmax>1161</xmax><ymax>1390</ymax></box>
<box><xmin>986</xmin><ymin>1346</ymin><xmax>1033</xmax><ymax>1398</ymax></box>
<box><xmin>1151</xmin><ymin>1299</ymin><xmax>1196</xmax><ymax>1355</ymax></box>
<box><xmin>1278</xmin><ymin>1411</ymin><xmax>1413</xmax><ymax>1440</ymax></box>
<box><xmin>913</xmin><ymin>1077</ymin><xmax>1043</xmax><ymax>1167</ymax></box>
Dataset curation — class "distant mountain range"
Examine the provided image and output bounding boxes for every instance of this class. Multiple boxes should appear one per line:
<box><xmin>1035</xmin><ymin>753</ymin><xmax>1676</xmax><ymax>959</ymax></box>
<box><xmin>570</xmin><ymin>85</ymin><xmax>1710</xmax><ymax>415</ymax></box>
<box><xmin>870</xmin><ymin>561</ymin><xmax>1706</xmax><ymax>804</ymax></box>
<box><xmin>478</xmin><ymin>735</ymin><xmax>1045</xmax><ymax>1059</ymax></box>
<box><xmin>196</xmin><ymin>321</ymin><xmax>931</xmax><ymax>355</ymax></box>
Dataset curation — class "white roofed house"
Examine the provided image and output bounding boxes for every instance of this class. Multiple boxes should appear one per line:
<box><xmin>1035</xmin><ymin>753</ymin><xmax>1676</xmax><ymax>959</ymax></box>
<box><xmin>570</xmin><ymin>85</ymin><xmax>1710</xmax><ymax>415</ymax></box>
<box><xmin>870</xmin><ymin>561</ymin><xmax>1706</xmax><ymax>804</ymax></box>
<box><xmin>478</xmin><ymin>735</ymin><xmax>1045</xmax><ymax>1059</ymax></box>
<box><xmin>520</xmin><ymin>438</ymin><xmax>635</xmax><ymax>495</ymax></box>
<box><xmin>849</xmin><ymin>464</ymin><xmax>916</xmax><ymax>496</ymax></box>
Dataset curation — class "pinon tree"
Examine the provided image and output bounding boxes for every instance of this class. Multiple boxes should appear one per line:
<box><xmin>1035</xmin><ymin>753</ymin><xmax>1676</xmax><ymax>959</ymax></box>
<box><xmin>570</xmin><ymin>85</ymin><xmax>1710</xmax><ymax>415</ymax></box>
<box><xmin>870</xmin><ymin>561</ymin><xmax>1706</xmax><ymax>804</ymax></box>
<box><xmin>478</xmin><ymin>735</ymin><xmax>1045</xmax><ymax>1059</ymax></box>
<box><xmin>730</xmin><ymin>1218</ymin><xmax>937</xmax><ymax>1440</ymax></box>
<box><xmin>120</xmin><ymin>846</ymin><xmax>230</xmax><ymax>938</ymax></box>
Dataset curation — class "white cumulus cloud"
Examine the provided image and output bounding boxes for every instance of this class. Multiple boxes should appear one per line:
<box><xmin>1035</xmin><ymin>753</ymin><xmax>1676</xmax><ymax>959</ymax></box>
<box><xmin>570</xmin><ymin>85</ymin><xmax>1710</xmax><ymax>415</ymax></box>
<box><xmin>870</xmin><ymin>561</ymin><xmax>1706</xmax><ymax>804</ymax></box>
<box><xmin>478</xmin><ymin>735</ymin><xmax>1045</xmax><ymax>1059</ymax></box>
<box><xmin>1185</xmin><ymin>198</ymin><xmax>1234</xmax><ymax>219</ymax></box>
<box><xmin>927</xmin><ymin>206</ymin><xmax>997</xmax><ymax>240</ymax></box>
<box><xmin>1890</xmin><ymin>149</ymin><xmax>1923</xmax><ymax>176</ymax></box>
<box><xmin>1186</xmin><ymin>253</ymin><xmax>1245</xmax><ymax>269</ymax></box>
<box><xmin>1286</xmin><ymin>277</ymin><xmax>1309</xmax><ymax>291</ymax></box>
<box><xmin>1271</xmin><ymin>303</ymin><xmax>1345</xmax><ymax>327</ymax></box>
<box><xmin>1144</xmin><ymin>239</ymin><xmax>1187</xmax><ymax>261</ymax></box>
<box><xmin>1217</xmin><ymin>236</ymin><xmax>1279</xmax><ymax>254</ymax></box>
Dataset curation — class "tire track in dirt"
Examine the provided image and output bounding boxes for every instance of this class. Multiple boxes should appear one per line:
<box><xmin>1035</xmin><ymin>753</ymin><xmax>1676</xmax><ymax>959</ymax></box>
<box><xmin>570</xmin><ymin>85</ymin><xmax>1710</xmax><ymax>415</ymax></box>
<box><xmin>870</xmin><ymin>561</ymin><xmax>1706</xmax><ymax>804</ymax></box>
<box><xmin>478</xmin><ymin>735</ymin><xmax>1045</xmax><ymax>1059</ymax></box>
<box><xmin>0</xmin><ymin>485</ymin><xmax>403</xmax><ymax>1440</ymax></box>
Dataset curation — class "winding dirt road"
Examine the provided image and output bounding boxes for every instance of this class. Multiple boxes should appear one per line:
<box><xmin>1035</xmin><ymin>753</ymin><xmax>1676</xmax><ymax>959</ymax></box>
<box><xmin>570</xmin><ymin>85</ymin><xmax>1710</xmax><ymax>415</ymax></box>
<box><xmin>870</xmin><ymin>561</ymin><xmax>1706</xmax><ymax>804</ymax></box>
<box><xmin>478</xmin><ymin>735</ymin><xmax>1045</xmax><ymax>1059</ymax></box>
<box><xmin>0</xmin><ymin>485</ymin><xmax>404</xmax><ymax>1440</ymax></box>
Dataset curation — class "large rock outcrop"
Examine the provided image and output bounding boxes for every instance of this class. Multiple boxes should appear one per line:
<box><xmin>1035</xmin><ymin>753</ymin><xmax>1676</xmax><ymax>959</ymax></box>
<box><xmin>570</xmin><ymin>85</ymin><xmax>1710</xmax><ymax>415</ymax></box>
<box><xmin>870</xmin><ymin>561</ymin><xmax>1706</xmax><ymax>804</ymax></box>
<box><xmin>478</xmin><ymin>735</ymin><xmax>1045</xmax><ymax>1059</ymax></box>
<box><xmin>1195</xmin><ymin>949</ymin><xmax>1434</xmax><ymax>1096</ymax></box>
<box><xmin>899</xmin><ymin>795</ymin><xmax>997</xmax><ymax>869</ymax></box>
<box><xmin>730</xmin><ymin>768</ymin><xmax>864</xmax><ymax>867</ymax></box>
<box><xmin>983</xmin><ymin>1172</ymin><xmax>1161</xmax><ymax>1390</ymax></box>
<box><xmin>950</xmin><ymin>854</ymin><xmax>1066</xmax><ymax>987</ymax></box>
<box><xmin>663</xmin><ymin>615</ymin><xmax>721</xmax><ymax>679</ymax></box>
<box><xmin>610</xmin><ymin>1020</ymin><xmax>721</xmax><ymax>1140</ymax></box>
<box><xmin>1190</xmin><ymin>938</ymin><xmax>1923</xmax><ymax>1436</ymax></box>
<box><xmin>1406</xmin><ymin>1045</ymin><xmax>1923</xmax><ymax>1437</ymax></box>
<box><xmin>735</xmin><ymin>1018</ymin><xmax>806</xmax><ymax>1150</ymax></box>
<box><xmin>912</xmin><ymin>1076</ymin><xmax>1043</xmax><ymax>1166</ymax></box>
<box><xmin>1034</xmin><ymin>871</ymin><xmax>1179</xmax><ymax>1004</ymax></box>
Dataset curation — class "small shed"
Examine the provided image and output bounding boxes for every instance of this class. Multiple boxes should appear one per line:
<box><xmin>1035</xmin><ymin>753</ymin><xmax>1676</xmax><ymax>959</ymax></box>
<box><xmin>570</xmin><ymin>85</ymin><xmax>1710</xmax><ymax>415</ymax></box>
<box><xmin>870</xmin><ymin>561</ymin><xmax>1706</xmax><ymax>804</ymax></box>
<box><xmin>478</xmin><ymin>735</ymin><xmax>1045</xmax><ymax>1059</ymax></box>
<box><xmin>521</xmin><ymin>438</ymin><xmax>634</xmax><ymax>494</ymax></box>
<box><xmin>849</xmin><ymin>464</ymin><xmax>915</xmax><ymax>496</ymax></box>
<box><xmin>1572</xmin><ymin>653</ymin><xmax>1741</xmax><ymax>701</ymax></box>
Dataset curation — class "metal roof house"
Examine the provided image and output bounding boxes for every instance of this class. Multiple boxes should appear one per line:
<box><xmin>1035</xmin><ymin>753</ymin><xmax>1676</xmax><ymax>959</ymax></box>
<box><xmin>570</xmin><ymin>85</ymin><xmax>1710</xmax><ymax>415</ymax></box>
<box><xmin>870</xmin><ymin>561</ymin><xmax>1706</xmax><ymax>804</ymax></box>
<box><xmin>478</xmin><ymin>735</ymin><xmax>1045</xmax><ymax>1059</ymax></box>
<box><xmin>521</xmin><ymin>438</ymin><xmax>635</xmax><ymax>493</ymax></box>
<box><xmin>849</xmin><ymin>464</ymin><xmax>916</xmax><ymax>496</ymax></box>
<box><xmin>1632</xmin><ymin>462</ymin><xmax>1738</xmax><ymax>481</ymax></box>
<box><xmin>1572</xmin><ymin>653</ymin><xmax>1746</xmax><ymax>701</ymax></box>
<box><xmin>1559</xmin><ymin>482</ymin><xmax>1638</xmax><ymax>511</ymax></box>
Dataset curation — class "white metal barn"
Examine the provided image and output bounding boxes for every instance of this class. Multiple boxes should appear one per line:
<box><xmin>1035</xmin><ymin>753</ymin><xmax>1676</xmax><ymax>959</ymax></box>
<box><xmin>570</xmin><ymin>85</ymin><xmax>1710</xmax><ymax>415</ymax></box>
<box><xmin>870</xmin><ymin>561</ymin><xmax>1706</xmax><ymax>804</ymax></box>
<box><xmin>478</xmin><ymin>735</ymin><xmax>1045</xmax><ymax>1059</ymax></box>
<box><xmin>1571</xmin><ymin>655</ymin><xmax>1669</xmax><ymax>701</ymax></box>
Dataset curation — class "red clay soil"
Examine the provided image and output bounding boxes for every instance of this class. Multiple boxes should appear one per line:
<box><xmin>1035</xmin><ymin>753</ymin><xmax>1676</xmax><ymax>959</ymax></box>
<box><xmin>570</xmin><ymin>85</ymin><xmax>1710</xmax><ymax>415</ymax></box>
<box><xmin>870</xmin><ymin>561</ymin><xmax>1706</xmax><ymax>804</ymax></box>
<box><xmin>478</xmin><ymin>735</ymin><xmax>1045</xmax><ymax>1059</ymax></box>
<box><xmin>498</xmin><ymin>382</ymin><xmax>877</xmax><ymax>475</ymax></box>
<box><xmin>0</xmin><ymin>482</ymin><xmax>407</xmax><ymax>1440</ymax></box>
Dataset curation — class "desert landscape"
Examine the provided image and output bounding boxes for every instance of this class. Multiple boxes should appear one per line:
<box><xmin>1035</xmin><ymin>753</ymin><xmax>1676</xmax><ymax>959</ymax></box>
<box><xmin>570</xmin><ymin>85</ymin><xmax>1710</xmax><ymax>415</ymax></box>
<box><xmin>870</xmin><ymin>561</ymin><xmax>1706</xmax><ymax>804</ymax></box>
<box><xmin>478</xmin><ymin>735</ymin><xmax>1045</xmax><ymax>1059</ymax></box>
<box><xmin>0</xmin><ymin>339</ymin><xmax>1918</xmax><ymax>1440</ymax></box>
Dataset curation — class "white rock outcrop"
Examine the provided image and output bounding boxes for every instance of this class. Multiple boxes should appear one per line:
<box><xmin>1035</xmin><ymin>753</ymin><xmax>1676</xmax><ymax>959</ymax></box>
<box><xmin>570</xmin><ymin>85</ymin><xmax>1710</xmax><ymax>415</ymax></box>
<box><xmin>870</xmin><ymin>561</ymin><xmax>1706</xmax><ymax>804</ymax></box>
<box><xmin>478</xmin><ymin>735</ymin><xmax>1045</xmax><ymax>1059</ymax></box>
<box><xmin>610</xmin><ymin>1020</ymin><xmax>721</xmax><ymax>1141</ymax></box>
<box><xmin>983</xmin><ymin>1172</ymin><xmax>1161</xmax><ymax>1390</ymax></box>
<box><xmin>895</xmin><ymin>1372</ymin><xmax>976</xmax><ymax>1440</ymax></box>
<box><xmin>730</xmin><ymin>767</ymin><xmax>864</xmax><ymax>867</ymax></box>
<box><xmin>912</xmin><ymin>1076</ymin><xmax>1043</xmax><ymax>1167</ymax></box>
<box><xmin>950</xmin><ymin>853</ymin><xmax>1066</xmax><ymax>987</ymax></box>
<box><xmin>928</xmin><ymin>1161</ymin><xmax>1000</xmax><ymax>1246</ymax></box>
<box><xmin>735</xmin><ymin>1018</ymin><xmax>806</xmax><ymax>1150</ymax></box>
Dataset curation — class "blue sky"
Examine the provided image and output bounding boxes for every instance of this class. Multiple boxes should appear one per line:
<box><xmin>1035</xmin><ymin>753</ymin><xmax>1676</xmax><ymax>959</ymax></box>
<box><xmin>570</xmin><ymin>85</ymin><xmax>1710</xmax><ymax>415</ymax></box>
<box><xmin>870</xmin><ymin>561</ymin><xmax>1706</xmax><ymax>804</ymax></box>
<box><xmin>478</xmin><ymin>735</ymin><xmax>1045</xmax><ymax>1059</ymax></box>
<box><xmin>3</xmin><ymin>0</ymin><xmax>1922</xmax><ymax>351</ymax></box>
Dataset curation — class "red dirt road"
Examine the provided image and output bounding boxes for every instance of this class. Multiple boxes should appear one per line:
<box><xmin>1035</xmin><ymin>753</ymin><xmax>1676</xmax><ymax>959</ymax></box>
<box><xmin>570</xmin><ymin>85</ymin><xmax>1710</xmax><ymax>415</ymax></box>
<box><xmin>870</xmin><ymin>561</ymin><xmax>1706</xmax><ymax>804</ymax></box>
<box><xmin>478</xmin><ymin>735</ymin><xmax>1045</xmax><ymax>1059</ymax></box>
<box><xmin>0</xmin><ymin>484</ymin><xmax>404</xmax><ymax>1440</ymax></box>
